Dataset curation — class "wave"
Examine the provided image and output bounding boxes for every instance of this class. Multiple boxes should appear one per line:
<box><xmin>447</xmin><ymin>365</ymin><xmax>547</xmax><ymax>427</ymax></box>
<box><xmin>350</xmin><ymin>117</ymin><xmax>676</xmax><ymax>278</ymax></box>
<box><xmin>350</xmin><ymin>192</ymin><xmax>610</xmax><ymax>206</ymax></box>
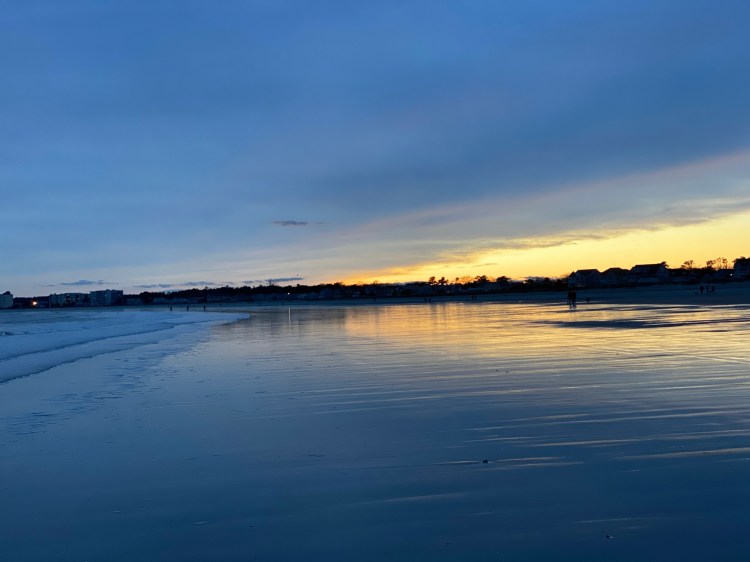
<box><xmin>0</xmin><ymin>309</ymin><xmax>246</xmax><ymax>384</ymax></box>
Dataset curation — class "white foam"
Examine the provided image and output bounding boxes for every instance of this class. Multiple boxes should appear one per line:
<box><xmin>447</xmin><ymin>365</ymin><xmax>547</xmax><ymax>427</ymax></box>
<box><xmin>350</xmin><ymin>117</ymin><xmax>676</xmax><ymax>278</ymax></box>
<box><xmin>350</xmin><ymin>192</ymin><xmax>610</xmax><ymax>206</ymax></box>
<box><xmin>0</xmin><ymin>309</ymin><xmax>246</xmax><ymax>383</ymax></box>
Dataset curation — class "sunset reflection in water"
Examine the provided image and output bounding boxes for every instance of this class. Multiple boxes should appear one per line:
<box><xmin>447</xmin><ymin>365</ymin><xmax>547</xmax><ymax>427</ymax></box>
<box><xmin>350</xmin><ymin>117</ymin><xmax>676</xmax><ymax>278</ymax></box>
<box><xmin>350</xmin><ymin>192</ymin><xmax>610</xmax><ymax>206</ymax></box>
<box><xmin>5</xmin><ymin>301</ymin><xmax>747</xmax><ymax>561</ymax></box>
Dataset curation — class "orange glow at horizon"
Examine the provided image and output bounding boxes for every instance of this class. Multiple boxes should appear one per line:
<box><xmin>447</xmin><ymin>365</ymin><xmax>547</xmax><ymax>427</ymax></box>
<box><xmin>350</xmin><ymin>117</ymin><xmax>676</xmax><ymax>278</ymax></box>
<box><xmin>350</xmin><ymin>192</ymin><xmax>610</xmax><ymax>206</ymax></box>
<box><xmin>343</xmin><ymin>210</ymin><xmax>750</xmax><ymax>284</ymax></box>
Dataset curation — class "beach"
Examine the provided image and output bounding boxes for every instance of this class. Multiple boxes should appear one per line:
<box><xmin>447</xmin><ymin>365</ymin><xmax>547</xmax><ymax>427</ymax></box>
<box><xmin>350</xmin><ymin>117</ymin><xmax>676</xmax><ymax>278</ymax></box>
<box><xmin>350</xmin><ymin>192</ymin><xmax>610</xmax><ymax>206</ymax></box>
<box><xmin>2</xmin><ymin>287</ymin><xmax>750</xmax><ymax>560</ymax></box>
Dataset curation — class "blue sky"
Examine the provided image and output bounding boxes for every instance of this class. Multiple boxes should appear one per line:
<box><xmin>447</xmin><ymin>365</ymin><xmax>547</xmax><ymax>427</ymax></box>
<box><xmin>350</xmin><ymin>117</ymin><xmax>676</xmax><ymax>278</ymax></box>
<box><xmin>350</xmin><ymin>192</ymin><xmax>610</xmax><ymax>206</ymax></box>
<box><xmin>2</xmin><ymin>1</ymin><xmax>749</xmax><ymax>295</ymax></box>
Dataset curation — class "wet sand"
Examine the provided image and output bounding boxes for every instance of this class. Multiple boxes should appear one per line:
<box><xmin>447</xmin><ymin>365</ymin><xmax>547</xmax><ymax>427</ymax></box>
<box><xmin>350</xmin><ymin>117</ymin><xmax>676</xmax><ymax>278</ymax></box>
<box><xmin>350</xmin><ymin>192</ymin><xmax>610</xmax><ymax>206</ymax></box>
<box><xmin>2</xmin><ymin>299</ymin><xmax>750</xmax><ymax>560</ymax></box>
<box><xmin>570</xmin><ymin>280</ymin><xmax>750</xmax><ymax>306</ymax></box>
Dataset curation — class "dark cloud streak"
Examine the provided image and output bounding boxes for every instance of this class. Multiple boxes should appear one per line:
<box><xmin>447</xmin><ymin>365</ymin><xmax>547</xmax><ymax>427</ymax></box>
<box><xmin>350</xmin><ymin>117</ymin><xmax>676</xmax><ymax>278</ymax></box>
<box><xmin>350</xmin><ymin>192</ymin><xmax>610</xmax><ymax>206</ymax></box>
<box><xmin>59</xmin><ymin>279</ymin><xmax>112</xmax><ymax>287</ymax></box>
<box><xmin>274</xmin><ymin>220</ymin><xmax>309</xmax><ymax>227</ymax></box>
<box><xmin>243</xmin><ymin>277</ymin><xmax>304</xmax><ymax>285</ymax></box>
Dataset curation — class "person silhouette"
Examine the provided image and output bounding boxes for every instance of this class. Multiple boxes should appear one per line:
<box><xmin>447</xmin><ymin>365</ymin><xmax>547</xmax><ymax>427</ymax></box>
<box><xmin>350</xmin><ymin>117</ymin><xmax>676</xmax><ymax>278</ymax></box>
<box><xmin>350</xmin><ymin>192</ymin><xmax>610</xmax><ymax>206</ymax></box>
<box><xmin>567</xmin><ymin>290</ymin><xmax>577</xmax><ymax>309</ymax></box>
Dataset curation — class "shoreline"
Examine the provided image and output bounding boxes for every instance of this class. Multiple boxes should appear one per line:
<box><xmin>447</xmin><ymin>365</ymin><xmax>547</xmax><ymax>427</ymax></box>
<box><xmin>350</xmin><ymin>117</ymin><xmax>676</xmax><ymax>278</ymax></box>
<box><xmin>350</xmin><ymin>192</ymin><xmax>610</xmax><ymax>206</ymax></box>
<box><xmin>4</xmin><ymin>281</ymin><xmax>749</xmax><ymax>314</ymax></box>
<box><xmin>205</xmin><ymin>281</ymin><xmax>750</xmax><ymax>309</ymax></box>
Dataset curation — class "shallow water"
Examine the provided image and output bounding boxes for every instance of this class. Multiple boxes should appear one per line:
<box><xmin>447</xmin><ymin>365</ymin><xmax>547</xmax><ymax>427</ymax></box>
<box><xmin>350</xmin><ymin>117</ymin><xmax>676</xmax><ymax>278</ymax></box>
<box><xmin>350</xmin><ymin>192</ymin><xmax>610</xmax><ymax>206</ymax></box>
<box><xmin>0</xmin><ymin>308</ymin><xmax>244</xmax><ymax>383</ymax></box>
<box><xmin>1</xmin><ymin>301</ymin><xmax>750</xmax><ymax>560</ymax></box>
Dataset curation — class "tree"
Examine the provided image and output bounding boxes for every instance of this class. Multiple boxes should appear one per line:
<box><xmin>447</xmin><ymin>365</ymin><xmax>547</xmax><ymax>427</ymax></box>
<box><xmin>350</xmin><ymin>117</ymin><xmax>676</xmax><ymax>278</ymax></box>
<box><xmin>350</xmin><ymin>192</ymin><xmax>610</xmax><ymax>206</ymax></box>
<box><xmin>681</xmin><ymin>260</ymin><xmax>694</xmax><ymax>270</ymax></box>
<box><xmin>715</xmin><ymin>257</ymin><xmax>729</xmax><ymax>269</ymax></box>
<box><xmin>139</xmin><ymin>291</ymin><xmax>155</xmax><ymax>304</ymax></box>
<box><xmin>428</xmin><ymin>276</ymin><xmax>437</xmax><ymax>285</ymax></box>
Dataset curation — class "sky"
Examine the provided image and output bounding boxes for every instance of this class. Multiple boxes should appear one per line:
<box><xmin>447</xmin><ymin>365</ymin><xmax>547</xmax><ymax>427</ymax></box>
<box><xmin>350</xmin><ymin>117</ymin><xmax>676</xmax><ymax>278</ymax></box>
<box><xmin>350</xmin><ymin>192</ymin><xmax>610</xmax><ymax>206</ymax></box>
<box><xmin>2</xmin><ymin>1</ymin><xmax>749</xmax><ymax>296</ymax></box>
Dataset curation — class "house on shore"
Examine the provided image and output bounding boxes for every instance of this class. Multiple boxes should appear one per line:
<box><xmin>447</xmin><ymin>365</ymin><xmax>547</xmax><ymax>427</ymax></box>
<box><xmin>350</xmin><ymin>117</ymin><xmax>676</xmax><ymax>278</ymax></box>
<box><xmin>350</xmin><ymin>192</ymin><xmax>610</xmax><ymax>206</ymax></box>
<box><xmin>600</xmin><ymin>267</ymin><xmax>629</xmax><ymax>287</ymax></box>
<box><xmin>47</xmin><ymin>289</ymin><xmax>124</xmax><ymax>307</ymax></box>
<box><xmin>628</xmin><ymin>263</ymin><xmax>670</xmax><ymax>285</ymax></box>
<box><xmin>734</xmin><ymin>257</ymin><xmax>750</xmax><ymax>279</ymax></box>
<box><xmin>0</xmin><ymin>291</ymin><xmax>13</xmax><ymax>309</ymax></box>
<box><xmin>49</xmin><ymin>292</ymin><xmax>87</xmax><ymax>307</ymax></box>
<box><xmin>89</xmin><ymin>289</ymin><xmax>124</xmax><ymax>306</ymax></box>
<box><xmin>568</xmin><ymin>269</ymin><xmax>602</xmax><ymax>288</ymax></box>
<box><xmin>700</xmin><ymin>268</ymin><xmax>734</xmax><ymax>284</ymax></box>
<box><xmin>668</xmin><ymin>267</ymin><xmax>701</xmax><ymax>284</ymax></box>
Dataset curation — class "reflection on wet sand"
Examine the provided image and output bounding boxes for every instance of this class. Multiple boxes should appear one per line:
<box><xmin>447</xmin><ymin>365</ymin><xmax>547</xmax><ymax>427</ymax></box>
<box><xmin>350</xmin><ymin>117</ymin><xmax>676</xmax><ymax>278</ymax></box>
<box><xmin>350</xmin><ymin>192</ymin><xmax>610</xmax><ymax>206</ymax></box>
<box><xmin>2</xmin><ymin>298</ymin><xmax>750</xmax><ymax>560</ymax></box>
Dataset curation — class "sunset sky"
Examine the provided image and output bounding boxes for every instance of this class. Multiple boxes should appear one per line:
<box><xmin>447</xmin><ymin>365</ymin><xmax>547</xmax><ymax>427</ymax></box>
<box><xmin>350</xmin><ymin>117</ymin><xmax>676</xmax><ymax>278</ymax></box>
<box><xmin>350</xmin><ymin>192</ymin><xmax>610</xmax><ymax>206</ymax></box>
<box><xmin>2</xmin><ymin>1</ymin><xmax>749</xmax><ymax>296</ymax></box>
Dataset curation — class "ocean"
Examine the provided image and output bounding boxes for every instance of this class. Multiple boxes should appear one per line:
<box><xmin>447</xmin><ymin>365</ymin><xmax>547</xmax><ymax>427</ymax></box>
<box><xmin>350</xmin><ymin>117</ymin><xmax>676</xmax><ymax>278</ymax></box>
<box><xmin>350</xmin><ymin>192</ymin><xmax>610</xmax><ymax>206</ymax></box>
<box><xmin>1</xmin><ymin>299</ymin><xmax>749</xmax><ymax>560</ymax></box>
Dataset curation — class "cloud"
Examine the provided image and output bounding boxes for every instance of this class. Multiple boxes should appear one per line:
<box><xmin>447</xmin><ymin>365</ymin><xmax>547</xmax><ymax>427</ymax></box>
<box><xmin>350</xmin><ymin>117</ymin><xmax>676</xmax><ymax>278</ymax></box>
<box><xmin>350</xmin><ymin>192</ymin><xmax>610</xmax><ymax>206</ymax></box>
<box><xmin>178</xmin><ymin>281</ymin><xmax>222</xmax><ymax>287</ymax></box>
<box><xmin>242</xmin><ymin>276</ymin><xmax>305</xmax><ymax>285</ymax></box>
<box><xmin>134</xmin><ymin>281</ymin><xmax>237</xmax><ymax>290</ymax></box>
<box><xmin>274</xmin><ymin>220</ymin><xmax>308</xmax><ymax>227</ymax></box>
<box><xmin>269</xmin><ymin>276</ymin><xmax>304</xmax><ymax>283</ymax></box>
<box><xmin>59</xmin><ymin>279</ymin><xmax>112</xmax><ymax>286</ymax></box>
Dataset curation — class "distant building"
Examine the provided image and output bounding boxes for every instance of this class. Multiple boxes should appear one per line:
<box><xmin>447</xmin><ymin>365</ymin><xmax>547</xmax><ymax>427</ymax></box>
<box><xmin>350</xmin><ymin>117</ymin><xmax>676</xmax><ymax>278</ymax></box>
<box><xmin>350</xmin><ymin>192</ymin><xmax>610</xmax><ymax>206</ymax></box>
<box><xmin>568</xmin><ymin>269</ymin><xmax>601</xmax><ymax>288</ymax></box>
<box><xmin>49</xmin><ymin>292</ymin><xmax>87</xmax><ymax>307</ymax></box>
<box><xmin>700</xmin><ymin>268</ymin><xmax>733</xmax><ymax>284</ymax></box>
<box><xmin>734</xmin><ymin>257</ymin><xmax>750</xmax><ymax>279</ymax></box>
<box><xmin>628</xmin><ymin>263</ymin><xmax>670</xmax><ymax>285</ymax></box>
<box><xmin>668</xmin><ymin>267</ymin><xmax>701</xmax><ymax>284</ymax></box>
<box><xmin>89</xmin><ymin>289</ymin><xmax>124</xmax><ymax>307</ymax></box>
<box><xmin>601</xmin><ymin>267</ymin><xmax>629</xmax><ymax>287</ymax></box>
<box><xmin>0</xmin><ymin>291</ymin><xmax>13</xmax><ymax>309</ymax></box>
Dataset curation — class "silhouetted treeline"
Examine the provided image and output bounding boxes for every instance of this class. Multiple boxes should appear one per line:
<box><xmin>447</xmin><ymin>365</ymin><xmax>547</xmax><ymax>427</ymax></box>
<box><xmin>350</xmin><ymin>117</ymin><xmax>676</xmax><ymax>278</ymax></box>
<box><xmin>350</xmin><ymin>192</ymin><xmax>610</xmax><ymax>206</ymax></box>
<box><xmin>129</xmin><ymin>276</ymin><xmax>567</xmax><ymax>305</ymax></box>
<box><xmin>14</xmin><ymin>256</ymin><xmax>747</xmax><ymax>308</ymax></box>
